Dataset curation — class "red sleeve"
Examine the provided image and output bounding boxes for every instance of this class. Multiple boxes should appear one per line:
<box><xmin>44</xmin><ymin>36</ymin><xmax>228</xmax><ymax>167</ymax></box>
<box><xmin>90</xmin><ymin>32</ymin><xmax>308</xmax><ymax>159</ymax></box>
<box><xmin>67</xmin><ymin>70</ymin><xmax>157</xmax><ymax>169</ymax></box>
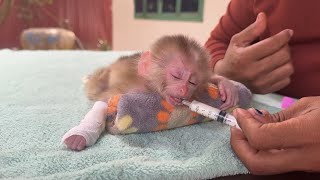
<box><xmin>205</xmin><ymin>0</ymin><xmax>256</xmax><ymax>70</ymax></box>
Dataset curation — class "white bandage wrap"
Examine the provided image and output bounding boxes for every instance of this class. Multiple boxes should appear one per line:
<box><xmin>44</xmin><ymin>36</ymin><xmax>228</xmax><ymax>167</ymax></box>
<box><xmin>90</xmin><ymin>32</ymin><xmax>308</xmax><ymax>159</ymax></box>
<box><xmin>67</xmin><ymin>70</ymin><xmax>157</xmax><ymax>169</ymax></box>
<box><xmin>61</xmin><ymin>101</ymin><xmax>107</xmax><ymax>146</ymax></box>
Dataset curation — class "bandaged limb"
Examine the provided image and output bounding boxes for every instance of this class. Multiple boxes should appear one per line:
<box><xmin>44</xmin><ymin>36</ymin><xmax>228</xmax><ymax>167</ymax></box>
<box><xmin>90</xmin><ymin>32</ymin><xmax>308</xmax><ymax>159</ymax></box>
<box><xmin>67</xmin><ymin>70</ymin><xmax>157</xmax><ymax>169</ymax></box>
<box><xmin>62</xmin><ymin>101</ymin><xmax>107</xmax><ymax>147</ymax></box>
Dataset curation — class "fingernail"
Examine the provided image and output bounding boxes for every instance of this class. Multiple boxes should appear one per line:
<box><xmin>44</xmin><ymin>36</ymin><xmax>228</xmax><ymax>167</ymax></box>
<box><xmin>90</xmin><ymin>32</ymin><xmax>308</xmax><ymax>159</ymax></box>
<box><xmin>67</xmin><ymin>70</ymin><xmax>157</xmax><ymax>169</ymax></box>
<box><xmin>256</xmin><ymin>15</ymin><xmax>261</xmax><ymax>23</ymax></box>
<box><xmin>256</xmin><ymin>12</ymin><xmax>263</xmax><ymax>23</ymax></box>
<box><xmin>233</xmin><ymin>108</ymin><xmax>243</xmax><ymax>118</ymax></box>
<box><xmin>254</xmin><ymin>108</ymin><xmax>263</xmax><ymax>115</ymax></box>
<box><xmin>288</xmin><ymin>29</ymin><xmax>294</xmax><ymax>37</ymax></box>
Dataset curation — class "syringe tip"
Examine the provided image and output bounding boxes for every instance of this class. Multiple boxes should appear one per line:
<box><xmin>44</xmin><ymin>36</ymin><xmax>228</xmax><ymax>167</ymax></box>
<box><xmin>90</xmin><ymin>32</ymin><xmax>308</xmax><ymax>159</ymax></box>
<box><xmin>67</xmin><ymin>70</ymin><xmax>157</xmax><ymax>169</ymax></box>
<box><xmin>182</xmin><ymin>100</ymin><xmax>191</xmax><ymax>106</ymax></box>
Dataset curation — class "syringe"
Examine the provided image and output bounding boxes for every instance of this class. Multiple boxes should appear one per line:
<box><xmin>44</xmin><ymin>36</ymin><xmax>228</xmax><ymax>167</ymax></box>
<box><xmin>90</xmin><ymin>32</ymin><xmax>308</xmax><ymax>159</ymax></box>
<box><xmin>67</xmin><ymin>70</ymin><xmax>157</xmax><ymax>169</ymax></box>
<box><xmin>182</xmin><ymin>100</ymin><xmax>241</xmax><ymax>129</ymax></box>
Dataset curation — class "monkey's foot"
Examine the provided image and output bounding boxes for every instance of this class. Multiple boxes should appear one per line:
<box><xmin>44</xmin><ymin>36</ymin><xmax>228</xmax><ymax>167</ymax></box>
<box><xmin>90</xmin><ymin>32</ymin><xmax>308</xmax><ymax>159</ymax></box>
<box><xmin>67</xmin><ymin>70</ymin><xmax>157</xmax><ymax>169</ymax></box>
<box><xmin>61</xmin><ymin>118</ymin><xmax>104</xmax><ymax>147</ymax></box>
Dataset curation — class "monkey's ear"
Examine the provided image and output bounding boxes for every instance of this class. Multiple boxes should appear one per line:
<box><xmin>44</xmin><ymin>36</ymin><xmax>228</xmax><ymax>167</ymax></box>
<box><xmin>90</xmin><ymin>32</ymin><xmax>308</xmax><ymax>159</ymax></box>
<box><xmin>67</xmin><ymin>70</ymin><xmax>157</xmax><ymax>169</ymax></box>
<box><xmin>138</xmin><ymin>51</ymin><xmax>152</xmax><ymax>76</ymax></box>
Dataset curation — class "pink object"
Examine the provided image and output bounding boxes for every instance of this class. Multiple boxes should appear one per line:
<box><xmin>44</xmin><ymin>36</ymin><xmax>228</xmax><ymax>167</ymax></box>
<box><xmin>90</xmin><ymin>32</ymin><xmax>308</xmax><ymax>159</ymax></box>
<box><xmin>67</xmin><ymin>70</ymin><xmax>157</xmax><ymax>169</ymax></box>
<box><xmin>281</xmin><ymin>97</ymin><xmax>296</xmax><ymax>109</ymax></box>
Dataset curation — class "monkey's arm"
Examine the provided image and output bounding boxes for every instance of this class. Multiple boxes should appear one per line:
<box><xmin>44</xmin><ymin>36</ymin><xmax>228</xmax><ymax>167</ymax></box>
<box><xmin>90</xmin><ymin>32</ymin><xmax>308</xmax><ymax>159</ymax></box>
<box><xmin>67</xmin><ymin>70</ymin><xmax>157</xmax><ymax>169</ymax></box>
<box><xmin>201</xmin><ymin>79</ymin><xmax>252</xmax><ymax>112</ymax></box>
<box><xmin>62</xmin><ymin>101</ymin><xmax>107</xmax><ymax>147</ymax></box>
<box><xmin>209</xmin><ymin>75</ymin><xmax>241</xmax><ymax>110</ymax></box>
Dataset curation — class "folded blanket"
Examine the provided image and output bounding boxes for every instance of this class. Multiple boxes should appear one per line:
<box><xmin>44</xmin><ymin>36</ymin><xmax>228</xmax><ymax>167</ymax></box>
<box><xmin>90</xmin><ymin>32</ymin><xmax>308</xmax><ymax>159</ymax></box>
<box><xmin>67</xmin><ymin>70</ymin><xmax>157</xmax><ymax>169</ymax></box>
<box><xmin>0</xmin><ymin>50</ymin><xmax>282</xmax><ymax>180</ymax></box>
<box><xmin>106</xmin><ymin>82</ymin><xmax>251</xmax><ymax>134</ymax></box>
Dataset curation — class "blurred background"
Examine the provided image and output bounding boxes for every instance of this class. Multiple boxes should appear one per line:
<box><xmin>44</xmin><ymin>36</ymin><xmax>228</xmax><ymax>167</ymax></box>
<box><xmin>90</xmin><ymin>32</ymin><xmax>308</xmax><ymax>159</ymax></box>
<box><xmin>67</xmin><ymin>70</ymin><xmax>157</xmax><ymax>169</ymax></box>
<box><xmin>0</xmin><ymin>0</ymin><xmax>229</xmax><ymax>51</ymax></box>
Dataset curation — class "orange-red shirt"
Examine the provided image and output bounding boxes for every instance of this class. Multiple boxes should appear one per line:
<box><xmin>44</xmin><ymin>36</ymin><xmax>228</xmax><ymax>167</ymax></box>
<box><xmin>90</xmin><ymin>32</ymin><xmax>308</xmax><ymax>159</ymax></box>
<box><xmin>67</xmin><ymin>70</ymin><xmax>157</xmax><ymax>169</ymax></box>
<box><xmin>205</xmin><ymin>0</ymin><xmax>320</xmax><ymax>98</ymax></box>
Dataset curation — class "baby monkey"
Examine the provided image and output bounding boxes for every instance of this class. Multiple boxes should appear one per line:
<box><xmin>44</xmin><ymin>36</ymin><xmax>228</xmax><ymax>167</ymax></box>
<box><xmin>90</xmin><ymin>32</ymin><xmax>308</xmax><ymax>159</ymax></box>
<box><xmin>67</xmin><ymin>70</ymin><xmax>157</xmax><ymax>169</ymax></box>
<box><xmin>62</xmin><ymin>35</ymin><xmax>240</xmax><ymax>151</ymax></box>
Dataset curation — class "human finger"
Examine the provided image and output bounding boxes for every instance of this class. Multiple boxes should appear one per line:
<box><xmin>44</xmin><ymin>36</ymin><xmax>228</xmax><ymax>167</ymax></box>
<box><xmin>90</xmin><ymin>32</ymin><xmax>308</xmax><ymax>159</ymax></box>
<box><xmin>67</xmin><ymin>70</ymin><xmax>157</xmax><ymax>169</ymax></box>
<box><xmin>257</xmin><ymin>77</ymin><xmax>291</xmax><ymax>94</ymax></box>
<box><xmin>230</xmin><ymin>127</ymin><xmax>258</xmax><ymax>166</ymax></box>
<box><xmin>245</xmin><ymin>29</ymin><xmax>293</xmax><ymax>60</ymax></box>
<box><xmin>230</xmin><ymin>12</ymin><xmax>267</xmax><ymax>47</ymax></box>
<box><xmin>247</xmin><ymin>108</ymin><xmax>269</xmax><ymax>123</ymax></box>
<box><xmin>260</xmin><ymin>109</ymin><xmax>278</xmax><ymax>123</ymax></box>
<box><xmin>231</xmin><ymin>128</ymin><xmax>320</xmax><ymax>175</ymax></box>
<box><xmin>246</xmin><ymin>108</ymin><xmax>277</xmax><ymax>124</ymax></box>
<box><xmin>251</xmin><ymin>62</ymin><xmax>294</xmax><ymax>93</ymax></box>
<box><xmin>257</xmin><ymin>45</ymin><xmax>291</xmax><ymax>74</ymax></box>
<box><xmin>260</xmin><ymin>62</ymin><xmax>294</xmax><ymax>85</ymax></box>
<box><xmin>235</xmin><ymin>105</ymin><xmax>320</xmax><ymax>149</ymax></box>
<box><xmin>233</xmin><ymin>108</ymin><xmax>290</xmax><ymax>149</ymax></box>
<box><xmin>270</xmin><ymin>97</ymin><xmax>320</xmax><ymax>121</ymax></box>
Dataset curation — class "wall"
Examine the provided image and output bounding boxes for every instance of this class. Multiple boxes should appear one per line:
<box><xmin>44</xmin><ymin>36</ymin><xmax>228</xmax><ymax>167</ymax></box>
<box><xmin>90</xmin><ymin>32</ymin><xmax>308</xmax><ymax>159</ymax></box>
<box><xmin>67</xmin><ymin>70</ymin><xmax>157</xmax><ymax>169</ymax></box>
<box><xmin>112</xmin><ymin>0</ymin><xmax>229</xmax><ymax>50</ymax></box>
<box><xmin>0</xmin><ymin>0</ymin><xmax>112</xmax><ymax>49</ymax></box>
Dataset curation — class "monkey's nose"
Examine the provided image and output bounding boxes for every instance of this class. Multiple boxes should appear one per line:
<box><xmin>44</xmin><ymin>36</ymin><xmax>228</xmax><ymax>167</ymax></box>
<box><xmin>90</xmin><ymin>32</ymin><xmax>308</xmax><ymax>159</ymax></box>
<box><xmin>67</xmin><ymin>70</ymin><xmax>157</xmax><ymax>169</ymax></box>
<box><xmin>179</xmin><ymin>87</ymin><xmax>188</xmax><ymax>97</ymax></box>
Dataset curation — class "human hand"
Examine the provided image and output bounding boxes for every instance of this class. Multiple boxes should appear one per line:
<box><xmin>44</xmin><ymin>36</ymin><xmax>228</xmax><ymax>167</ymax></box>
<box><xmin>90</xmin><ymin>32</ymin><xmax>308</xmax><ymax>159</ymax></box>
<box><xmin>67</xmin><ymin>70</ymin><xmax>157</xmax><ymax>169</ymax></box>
<box><xmin>214</xmin><ymin>12</ymin><xmax>294</xmax><ymax>94</ymax></box>
<box><xmin>230</xmin><ymin>96</ymin><xmax>320</xmax><ymax>174</ymax></box>
<box><xmin>64</xmin><ymin>135</ymin><xmax>87</xmax><ymax>151</ymax></box>
<box><xmin>210</xmin><ymin>75</ymin><xmax>239</xmax><ymax>110</ymax></box>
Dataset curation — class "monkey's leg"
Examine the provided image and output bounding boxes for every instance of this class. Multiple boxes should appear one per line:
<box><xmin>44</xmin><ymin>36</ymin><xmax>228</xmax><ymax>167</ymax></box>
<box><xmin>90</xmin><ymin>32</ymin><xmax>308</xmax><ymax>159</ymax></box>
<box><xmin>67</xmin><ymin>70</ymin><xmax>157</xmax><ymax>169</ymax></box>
<box><xmin>84</xmin><ymin>67</ymin><xmax>110</xmax><ymax>101</ymax></box>
<box><xmin>61</xmin><ymin>101</ymin><xmax>107</xmax><ymax>147</ymax></box>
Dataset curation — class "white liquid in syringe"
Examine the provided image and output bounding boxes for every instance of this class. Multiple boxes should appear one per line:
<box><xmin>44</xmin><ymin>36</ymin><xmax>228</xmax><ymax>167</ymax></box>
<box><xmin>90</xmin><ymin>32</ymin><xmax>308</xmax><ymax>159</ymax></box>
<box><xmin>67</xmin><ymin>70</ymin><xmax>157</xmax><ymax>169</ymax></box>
<box><xmin>182</xmin><ymin>100</ymin><xmax>241</xmax><ymax>129</ymax></box>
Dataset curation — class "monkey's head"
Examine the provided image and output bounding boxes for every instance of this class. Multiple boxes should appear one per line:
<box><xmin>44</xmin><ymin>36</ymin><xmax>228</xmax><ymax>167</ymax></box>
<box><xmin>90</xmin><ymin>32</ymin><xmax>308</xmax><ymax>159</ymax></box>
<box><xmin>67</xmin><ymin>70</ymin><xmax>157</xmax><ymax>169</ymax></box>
<box><xmin>138</xmin><ymin>35</ymin><xmax>211</xmax><ymax>106</ymax></box>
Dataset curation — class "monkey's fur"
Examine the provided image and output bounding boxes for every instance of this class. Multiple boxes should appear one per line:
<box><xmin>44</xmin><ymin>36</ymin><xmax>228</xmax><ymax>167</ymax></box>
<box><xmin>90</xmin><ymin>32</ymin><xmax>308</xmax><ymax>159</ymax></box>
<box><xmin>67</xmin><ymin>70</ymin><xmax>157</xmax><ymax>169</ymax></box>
<box><xmin>84</xmin><ymin>35</ymin><xmax>211</xmax><ymax>102</ymax></box>
<box><xmin>84</xmin><ymin>53</ymin><xmax>143</xmax><ymax>102</ymax></box>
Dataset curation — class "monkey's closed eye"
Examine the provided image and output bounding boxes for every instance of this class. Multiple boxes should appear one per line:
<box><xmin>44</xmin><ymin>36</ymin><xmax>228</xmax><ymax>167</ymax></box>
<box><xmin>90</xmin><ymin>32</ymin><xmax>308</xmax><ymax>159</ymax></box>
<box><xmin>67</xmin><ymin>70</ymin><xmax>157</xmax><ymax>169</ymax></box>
<box><xmin>189</xmin><ymin>81</ymin><xmax>197</xmax><ymax>86</ymax></box>
<box><xmin>172</xmin><ymin>74</ymin><xmax>181</xmax><ymax>80</ymax></box>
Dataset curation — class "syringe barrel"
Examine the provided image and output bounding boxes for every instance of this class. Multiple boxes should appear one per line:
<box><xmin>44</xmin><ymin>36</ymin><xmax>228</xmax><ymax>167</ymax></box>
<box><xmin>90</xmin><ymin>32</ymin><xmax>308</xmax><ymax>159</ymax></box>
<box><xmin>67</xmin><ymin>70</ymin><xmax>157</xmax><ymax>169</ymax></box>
<box><xmin>188</xmin><ymin>100</ymin><xmax>240</xmax><ymax>129</ymax></box>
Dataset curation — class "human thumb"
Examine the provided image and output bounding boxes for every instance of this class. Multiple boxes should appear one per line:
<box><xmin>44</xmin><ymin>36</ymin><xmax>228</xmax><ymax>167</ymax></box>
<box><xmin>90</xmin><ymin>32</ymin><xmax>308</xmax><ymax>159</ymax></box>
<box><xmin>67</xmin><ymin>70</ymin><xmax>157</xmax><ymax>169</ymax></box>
<box><xmin>233</xmin><ymin>108</ymin><xmax>262</xmax><ymax>131</ymax></box>
<box><xmin>231</xmin><ymin>12</ymin><xmax>267</xmax><ymax>47</ymax></box>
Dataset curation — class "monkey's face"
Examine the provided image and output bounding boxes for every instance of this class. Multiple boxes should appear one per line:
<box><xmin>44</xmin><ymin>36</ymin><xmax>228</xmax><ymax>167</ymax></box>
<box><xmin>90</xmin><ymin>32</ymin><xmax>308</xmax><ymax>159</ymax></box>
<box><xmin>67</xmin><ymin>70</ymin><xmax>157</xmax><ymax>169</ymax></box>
<box><xmin>162</xmin><ymin>57</ymin><xmax>201</xmax><ymax>106</ymax></box>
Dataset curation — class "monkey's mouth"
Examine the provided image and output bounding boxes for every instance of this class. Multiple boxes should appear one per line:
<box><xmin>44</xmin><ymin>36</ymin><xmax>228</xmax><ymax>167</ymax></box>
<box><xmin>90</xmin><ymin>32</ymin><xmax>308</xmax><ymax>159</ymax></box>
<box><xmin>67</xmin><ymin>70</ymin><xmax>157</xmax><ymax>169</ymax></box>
<box><xmin>167</xmin><ymin>95</ymin><xmax>184</xmax><ymax>106</ymax></box>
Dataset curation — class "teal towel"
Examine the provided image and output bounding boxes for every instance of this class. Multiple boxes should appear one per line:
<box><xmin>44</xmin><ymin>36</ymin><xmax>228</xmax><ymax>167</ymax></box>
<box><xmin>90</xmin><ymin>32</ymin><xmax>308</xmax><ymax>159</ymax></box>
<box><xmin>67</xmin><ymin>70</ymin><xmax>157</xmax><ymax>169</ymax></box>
<box><xmin>0</xmin><ymin>50</ymin><xmax>282</xmax><ymax>180</ymax></box>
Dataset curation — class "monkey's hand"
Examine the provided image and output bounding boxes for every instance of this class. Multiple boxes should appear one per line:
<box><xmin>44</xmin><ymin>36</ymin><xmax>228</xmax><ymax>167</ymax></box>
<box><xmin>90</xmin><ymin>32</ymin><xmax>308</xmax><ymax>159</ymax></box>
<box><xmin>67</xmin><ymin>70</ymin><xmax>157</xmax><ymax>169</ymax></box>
<box><xmin>61</xmin><ymin>101</ymin><xmax>107</xmax><ymax>151</ymax></box>
<box><xmin>210</xmin><ymin>75</ymin><xmax>239</xmax><ymax>110</ymax></box>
